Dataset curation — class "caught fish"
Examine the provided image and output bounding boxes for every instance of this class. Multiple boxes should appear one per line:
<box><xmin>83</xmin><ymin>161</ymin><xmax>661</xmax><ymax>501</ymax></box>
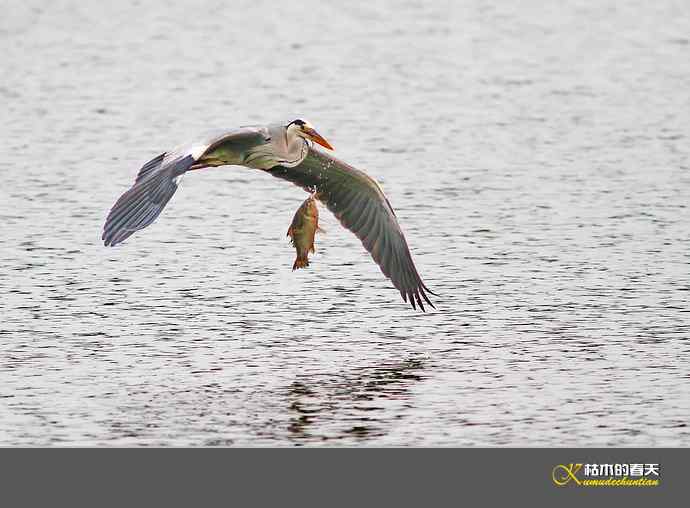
<box><xmin>287</xmin><ymin>196</ymin><xmax>323</xmax><ymax>270</ymax></box>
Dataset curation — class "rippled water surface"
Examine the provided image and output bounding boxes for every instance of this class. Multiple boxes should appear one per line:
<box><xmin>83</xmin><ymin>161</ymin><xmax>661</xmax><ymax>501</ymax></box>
<box><xmin>2</xmin><ymin>0</ymin><xmax>689</xmax><ymax>446</ymax></box>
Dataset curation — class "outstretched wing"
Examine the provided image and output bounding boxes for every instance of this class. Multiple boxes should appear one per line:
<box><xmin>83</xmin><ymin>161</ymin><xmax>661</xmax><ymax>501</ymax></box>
<box><xmin>102</xmin><ymin>153</ymin><xmax>194</xmax><ymax>246</ymax></box>
<box><xmin>266</xmin><ymin>148</ymin><xmax>436</xmax><ymax>311</ymax></box>
<box><xmin>102</xmin><ymin>127</ymin><xmax>268</xmax><ymax>246</ymax></box>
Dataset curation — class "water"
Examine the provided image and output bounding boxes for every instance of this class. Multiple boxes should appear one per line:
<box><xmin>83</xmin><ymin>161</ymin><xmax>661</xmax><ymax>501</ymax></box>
<box><xmin>1</xmin><ymin>0</ymin><xmax>688</xmax><ymax>446</ymax></box>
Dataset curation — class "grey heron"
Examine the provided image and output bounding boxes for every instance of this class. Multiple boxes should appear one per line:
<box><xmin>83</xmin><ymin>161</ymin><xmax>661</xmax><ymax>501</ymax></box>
<box><xmin>102</xmin><ymin>119</ymin><xmax>436</xmax><ymax>311</ymax></box>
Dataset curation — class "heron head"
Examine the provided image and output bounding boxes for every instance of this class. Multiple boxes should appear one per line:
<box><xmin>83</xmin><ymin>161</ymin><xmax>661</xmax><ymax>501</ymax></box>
<box><xmin>287</xmin><ymin>119</ymin><xmax>334</xmax><ymax>150</ymax></box>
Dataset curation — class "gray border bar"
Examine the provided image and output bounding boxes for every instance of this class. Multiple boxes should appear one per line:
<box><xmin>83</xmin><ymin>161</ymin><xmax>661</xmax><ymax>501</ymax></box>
<box><xmin>0</xmin><ymin>448</ymin><xmax>684</xmax><ymax>507</ymax></box>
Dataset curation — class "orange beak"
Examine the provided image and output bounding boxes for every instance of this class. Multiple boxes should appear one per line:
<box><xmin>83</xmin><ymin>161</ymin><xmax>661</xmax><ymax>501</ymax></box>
<box><xmin>305</xmin><ymin>127</ymin><xmax>334</xmax><ymax>150</ymax></box>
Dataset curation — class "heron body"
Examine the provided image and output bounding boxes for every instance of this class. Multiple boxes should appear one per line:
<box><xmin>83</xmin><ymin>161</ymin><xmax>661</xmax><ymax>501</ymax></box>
<box><xmin>193</xmin><ymin>122</ymin><xmax>311</xmax><ymax>170</ymax></box>
<box><xmin>102</xmin><ymin>119</ymin><xmax>435</xmax><ymax>311</ymax></box>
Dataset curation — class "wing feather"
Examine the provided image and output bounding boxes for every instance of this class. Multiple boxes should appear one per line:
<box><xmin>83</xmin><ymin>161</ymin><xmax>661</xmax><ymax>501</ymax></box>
<box><xmin>134</xmin><ymin>152</ymin><xmax>166</xmax><ymax>184</ymax></box>
<box><xmin>266</xmin><ymin>148</ymin><xmax>436</xmax><ymax>310</ymax></box>
<box><xmin>102</xmin><ymin>155</ymin><xmax>193</xmax><ymax>246</ymax></box>
<box><xmin>103</xmin><ymin>127</ymin><xmax>270</xmax><ymax>246</ymax></box>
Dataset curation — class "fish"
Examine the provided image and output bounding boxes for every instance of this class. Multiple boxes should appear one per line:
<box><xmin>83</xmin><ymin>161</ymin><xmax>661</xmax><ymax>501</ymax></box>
<box><xmin>287</xmin><ymin>195</ymin><xmax>323</xmax><ymax>270</ymax></box>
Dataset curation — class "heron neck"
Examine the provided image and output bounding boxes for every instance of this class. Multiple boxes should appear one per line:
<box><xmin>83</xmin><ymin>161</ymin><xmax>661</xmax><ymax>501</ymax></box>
<box><xmin>283</xmin><ymin>136</ymin><xmax>308</xmax><ymax>167</ymax></box>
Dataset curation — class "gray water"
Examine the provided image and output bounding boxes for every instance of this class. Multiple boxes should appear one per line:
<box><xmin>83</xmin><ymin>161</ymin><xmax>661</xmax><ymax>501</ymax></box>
<box><xmin>1</xmin><ymin>0</ymin><xmax>689</xmax><ymax>446</ymax></box>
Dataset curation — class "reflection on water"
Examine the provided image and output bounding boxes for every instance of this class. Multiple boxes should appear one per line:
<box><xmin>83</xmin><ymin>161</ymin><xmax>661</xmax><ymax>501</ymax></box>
<box><xmin>286</xmin><ymin>359</ymin><xmax>425</xmax><ymax>444</ymax></box>
<box><xmin>2</xmin><ymin>0</ymin><xmax>689</xmax><ymax>446</ymax></box>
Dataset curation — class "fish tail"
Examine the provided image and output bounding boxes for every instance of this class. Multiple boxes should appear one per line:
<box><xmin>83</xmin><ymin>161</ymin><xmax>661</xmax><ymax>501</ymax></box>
<box><xmin>292</xmin><ymin>255</ymin><xmax>309</xmax><ymax>270</ymax></box>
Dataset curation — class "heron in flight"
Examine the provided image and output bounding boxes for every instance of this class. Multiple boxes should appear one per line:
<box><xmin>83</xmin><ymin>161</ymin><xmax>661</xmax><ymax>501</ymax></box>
<box><xmin>103</xmin><ymin>119</ymin><xmax>436</xmax><ymax>311</ymax></box>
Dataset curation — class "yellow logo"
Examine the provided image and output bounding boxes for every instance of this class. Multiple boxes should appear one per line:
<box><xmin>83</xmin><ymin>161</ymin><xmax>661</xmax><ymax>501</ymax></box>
<box><xmin>551</xmin><ymin>462</ymin><xmax>660</xmax><ymax>487</ymax></box>
<box><xmin>552</xmin><ymin>463</ymin><xmax>582</xmax><ymax>486</ymax></box>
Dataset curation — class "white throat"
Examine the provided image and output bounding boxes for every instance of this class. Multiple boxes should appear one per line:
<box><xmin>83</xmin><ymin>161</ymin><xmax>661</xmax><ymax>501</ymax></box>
<box><xmin>282</xmin><ymin>125</ymin><xmax>309</xmax><ymax>167</ymax></box>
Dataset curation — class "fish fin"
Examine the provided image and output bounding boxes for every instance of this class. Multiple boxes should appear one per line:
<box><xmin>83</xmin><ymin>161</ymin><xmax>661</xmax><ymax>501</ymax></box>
<box><xmin>316</xmin><ymin>226</ymin><xmax>325</xmax><ymax>234</ymax></box>
<box><xmin>310</xmin><ymin>244</ymin><xmax>316</xmax><ymax>253</ymax></box>
<box><xmin>292</xmin><ymin>256</ymin><xmax>309</xmax><ymax>270</ymax></box>
<box><xmin>287</xmin><ymin>226</ymin><xmax>293</xmax><ymax>237</ymax></box>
